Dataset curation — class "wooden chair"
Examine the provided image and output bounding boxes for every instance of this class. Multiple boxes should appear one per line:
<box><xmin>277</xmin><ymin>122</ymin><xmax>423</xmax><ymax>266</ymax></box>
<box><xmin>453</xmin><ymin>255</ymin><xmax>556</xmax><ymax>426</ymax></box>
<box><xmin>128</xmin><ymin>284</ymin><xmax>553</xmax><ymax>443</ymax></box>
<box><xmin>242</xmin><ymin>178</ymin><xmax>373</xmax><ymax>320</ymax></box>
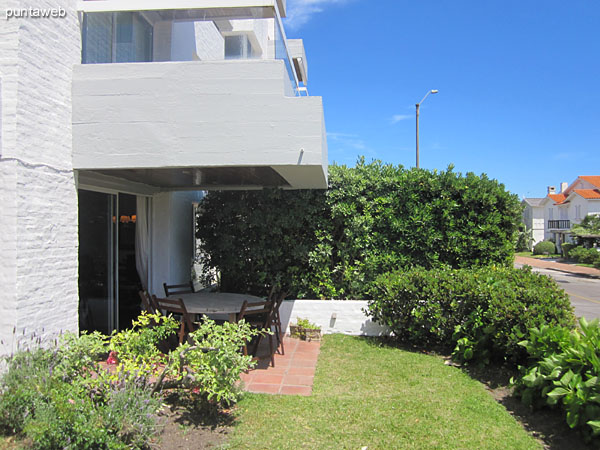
<box><xmin>237</xmin><ymin>299</ymin><xmax>276</xmax><ymax>367</ymax></box>
<box><xmin>163</xmin><ymin>282</ymin><xmax>194</xmax><ymax>297</ymax></box>
<box><xmin>269</xmin><ymin>289</ymin><xmax>287</xmax><ymax>355</ymax></box>
<box><xmin>152</xmin><ymin>295</ymin><xmax>196</xmax><ymax>345</ymax></box>
<box><xmin>138</xmin><ymin>290</ymin><xmax>157</xmax><ymax>314</ymax></box>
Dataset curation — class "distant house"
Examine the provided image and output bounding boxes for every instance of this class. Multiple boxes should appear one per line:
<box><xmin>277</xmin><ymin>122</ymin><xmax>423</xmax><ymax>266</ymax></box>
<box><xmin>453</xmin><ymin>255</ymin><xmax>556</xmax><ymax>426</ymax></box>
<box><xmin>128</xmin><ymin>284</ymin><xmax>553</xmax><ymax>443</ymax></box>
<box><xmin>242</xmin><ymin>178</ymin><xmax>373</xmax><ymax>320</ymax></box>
<box><xmin>521</xmin><ymin>198</ymin><xmax>545</xmax><ymax>246</ymax></box>
<box><xmin>524</xmin><ymin>176</ymin><xmax>600</xmax><ymax>251</ymax></box>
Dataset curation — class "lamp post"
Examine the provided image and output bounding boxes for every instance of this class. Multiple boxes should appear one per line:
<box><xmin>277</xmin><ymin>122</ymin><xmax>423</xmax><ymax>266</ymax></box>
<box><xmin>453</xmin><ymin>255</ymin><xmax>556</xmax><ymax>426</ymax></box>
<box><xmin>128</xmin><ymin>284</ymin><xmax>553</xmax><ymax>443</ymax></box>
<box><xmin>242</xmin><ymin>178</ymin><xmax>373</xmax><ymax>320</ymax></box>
<box><xmin>415</xmin><ymin>89</ymin><xmax>438</xmax><ymax>168</ymax></box>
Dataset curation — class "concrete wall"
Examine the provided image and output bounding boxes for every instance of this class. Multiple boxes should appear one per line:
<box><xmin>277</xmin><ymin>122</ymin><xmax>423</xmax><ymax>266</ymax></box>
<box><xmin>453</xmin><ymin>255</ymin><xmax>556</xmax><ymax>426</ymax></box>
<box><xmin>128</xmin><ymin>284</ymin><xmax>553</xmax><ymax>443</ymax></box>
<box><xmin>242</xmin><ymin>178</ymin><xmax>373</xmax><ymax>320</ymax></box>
<box><xmin>194</xmin><ymin>21</ymin><xmax>224</xmax><ymax>60</ymax></box>
<box><xmin>0</xmin><ymin>0</ymin><xmax>80</xmax><ymax>354</ymax></box>
<box><xmin>72</xmin><ymin>60</ymin><xmax>327</xmax><ymax>188</ymax></box>
<box><xmin>280</xmin><ymin>300</ymin><xmax>389</xmax><ymax>336</ymax></box>
<box><xmin>150</xmin><ymin>191</ymin><xmax>203</xmax><ymax>296</ymax></box>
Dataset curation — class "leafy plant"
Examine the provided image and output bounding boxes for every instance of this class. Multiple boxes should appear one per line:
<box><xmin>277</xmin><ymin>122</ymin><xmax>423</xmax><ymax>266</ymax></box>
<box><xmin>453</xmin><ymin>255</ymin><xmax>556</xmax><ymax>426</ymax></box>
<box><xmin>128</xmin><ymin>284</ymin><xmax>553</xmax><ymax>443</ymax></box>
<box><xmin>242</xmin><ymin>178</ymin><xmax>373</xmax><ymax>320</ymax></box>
<box><xmin>294</xmin><ymin>318</ymin><xmax>320</xmax><ymax>330</ymax></box>
<box><xmin>367</xmin><ymin>265</ymin><xmax>575</xmax><ymax>365</ymax></box>
<box><xmin>196</xmin><ymin>159</ymin><xmax>523</xmax><ymax>299</ymax></box>
<box><xmin>0</xmin><ymin>313</ymin><xmax>261</xmax><ymax>448</ymax></box>
<box><xmin>561</xmin><ymin>242</ymin><xmax>576</xmax><ymax>259</ymax></box>
<box><xmin>569</xmin><ymin>246</ymin><xmax>600</xmax><ymax>265</ymax></box>
<box><xmin>165</xmin><ymin>316</ymin><xmax>261</xmax><ymax>406</ymax></box>
<box><xmin>513</xmin><ymin>318</ymin><xmax>600</xmax><ymax>442</ymax></box>
<box><xmin>533</xmin><ymin>240</ymin><xmax>556</xmax><ymax>255</ymax></box>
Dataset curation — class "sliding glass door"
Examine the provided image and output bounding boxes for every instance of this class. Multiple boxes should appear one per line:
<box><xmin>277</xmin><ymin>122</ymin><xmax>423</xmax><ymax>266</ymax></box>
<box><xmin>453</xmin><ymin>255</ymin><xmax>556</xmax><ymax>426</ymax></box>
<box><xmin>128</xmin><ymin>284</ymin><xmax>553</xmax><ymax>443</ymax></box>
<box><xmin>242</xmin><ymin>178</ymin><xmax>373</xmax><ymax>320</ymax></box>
<box><xmin>78</xmin><ymin>190</ymin><xmax>116</xmax><ymax>334</ymax></box>
<box><xmin>78</xmin><ymin>190</ymin><xmax>142</xmax><ymax>334</ymax></box>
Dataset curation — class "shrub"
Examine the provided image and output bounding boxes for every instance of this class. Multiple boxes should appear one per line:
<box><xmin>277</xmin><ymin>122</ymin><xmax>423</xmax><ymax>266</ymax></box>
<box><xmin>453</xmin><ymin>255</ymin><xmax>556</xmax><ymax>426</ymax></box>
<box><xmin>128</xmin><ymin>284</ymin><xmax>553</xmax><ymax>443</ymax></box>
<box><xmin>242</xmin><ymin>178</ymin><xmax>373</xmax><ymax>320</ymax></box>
<box><xmin>569</xmin><ymin>246</ymin><xmax>600</xmax><ymax>265</ymax></box>
<box><xmin>196</xmin><ymin>159</ymin><xmax>523</xmax><ymax>299</ymax></box>
<box><xmin>0</xmin><ymin>313</ymin><xmax>261</xmax><ymax>447</ymax></box>
<box><xmin>0</xmin><ymin>342</ymin><xmax>162</xmax><ymax>449</ymax></box>
<box><xmin>513</xmin><ymin>318</ymin><xmax>600</xmax><ymax>441</ymax></box>
<box><xmin>366</xmin><ymin>266</ymin><xmax>575</xmax><ymax>365</ymax></box>
<box><xmin>167</xmin><ymin>317</ymin><xmax>261</xmax><ymax>406</ymax></box>
<box><xmin>533</xmin><ymin>240</ymin><xmax>556</xmax><ymax>255</ymax></box>
<box><xmin>561</xmin><ymin>242</ymin><xmax>576</xmax><ymax>259</ymax></box>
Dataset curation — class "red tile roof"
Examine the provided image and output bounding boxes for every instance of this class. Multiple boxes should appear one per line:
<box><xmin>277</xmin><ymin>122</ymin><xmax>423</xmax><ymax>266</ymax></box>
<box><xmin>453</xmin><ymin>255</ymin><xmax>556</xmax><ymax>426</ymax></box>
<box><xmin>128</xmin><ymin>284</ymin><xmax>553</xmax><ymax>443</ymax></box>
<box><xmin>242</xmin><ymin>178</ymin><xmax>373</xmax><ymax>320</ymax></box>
<box><xmin>580</xmin><ymin>176</ymin><xmax>600</xmax><ymax>189</ymax></box>
<box><xmin>574</xmin><ymin>189</ymin><xmax>600</xmax><ymax>199</ymax></box>
<box><xmin>548</xmin><ymin>193</ymin><xmax>568</xmax><ymax>204</ymax></box>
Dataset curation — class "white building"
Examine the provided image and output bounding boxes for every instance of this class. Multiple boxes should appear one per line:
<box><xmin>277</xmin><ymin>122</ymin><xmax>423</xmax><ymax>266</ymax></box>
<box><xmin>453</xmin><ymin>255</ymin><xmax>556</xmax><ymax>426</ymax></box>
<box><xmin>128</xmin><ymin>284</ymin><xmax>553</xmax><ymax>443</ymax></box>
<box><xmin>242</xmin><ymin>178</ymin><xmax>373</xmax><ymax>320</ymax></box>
<box><xmin>0</xmin><ymin>0</ymin><xmax>328</xmax><ymax>352</ymax></box>
<box><xmin>521</xmin><ymin>198</ymin><xmax>545</xmax><ymax>247</ymax></box>
<box><xmin>523</xmin><ymin>176</ymin><xmax>600</xmax><ymax>251</ymax></box>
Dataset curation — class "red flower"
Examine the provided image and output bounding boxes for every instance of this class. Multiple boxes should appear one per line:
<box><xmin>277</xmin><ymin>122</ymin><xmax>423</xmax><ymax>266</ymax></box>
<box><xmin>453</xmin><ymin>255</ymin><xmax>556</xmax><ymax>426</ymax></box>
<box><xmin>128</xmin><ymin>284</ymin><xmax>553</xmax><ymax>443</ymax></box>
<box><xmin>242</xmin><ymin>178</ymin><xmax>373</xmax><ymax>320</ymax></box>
<box><xmin>106</xmin><ymin>351</ymin><xmax>118</xmax><ymax>365</ymax></box>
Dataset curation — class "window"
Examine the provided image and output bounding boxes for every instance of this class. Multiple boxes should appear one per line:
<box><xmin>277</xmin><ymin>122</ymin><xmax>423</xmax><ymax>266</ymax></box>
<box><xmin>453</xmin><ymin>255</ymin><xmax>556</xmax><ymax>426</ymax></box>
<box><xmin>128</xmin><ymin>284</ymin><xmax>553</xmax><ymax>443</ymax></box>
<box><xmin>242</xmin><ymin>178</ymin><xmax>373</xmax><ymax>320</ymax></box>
<box><xmin>548</xmin><ymin>209</ymin><xmax>554</xmax><ymax>220</ymax></box>
<box><xmin>224</xmin><ymin>34</ymin><xmax>254</xmax><ymax>59</ymax></box>
<box><xmin>575</xmin><ymin>205</ymin><xmax>582</xmax><ymax>220</ymax></box>
<box><xmin>82</xmin><ymin>12</ymin><xmax>153</xmax><ymax>64</ymax></box>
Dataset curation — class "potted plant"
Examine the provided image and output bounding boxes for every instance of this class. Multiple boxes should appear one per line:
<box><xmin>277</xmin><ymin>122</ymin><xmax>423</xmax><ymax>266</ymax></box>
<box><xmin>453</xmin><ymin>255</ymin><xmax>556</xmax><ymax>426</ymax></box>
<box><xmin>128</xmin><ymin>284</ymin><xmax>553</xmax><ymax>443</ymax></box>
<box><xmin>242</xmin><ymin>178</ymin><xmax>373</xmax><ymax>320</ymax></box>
<box><xmin>289</xmin><ymin>318</ymin><xmax>322</xmax><ymax>341</ymax></box>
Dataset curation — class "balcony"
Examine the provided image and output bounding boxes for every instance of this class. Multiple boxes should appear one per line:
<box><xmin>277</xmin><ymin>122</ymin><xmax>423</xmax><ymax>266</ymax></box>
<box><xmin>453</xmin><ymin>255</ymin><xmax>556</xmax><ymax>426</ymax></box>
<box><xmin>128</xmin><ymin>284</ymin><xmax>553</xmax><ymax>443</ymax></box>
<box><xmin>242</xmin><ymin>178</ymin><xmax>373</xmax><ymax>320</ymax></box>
<box><xmin>72</xmin><ymin>60</ymin><xmax>327</xmax><ymax>189</ymax></box>
<box><xmin>548</xmin><ymin>220</ymin><xmax>570</xmax><ymax>230</ymax></box>
<box><xmin>73</xmin><ymin>1</ymin><xmax>327</xmax><ymax>190</ymax></box>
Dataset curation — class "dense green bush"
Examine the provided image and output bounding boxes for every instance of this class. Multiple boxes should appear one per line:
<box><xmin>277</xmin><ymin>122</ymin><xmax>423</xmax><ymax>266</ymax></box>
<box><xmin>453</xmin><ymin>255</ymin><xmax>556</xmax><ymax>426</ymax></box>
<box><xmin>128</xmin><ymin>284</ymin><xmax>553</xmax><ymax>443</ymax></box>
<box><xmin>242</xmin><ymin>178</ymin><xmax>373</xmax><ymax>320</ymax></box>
<box><xmin>0</xmin><ymin>336</ymin><xmax>161</xmax><ymax>449</ymax></box>
<box><xmin>513</xmin><ymin>318</ymin><xmax>600</xmax><ymax>441</ymax></box>
<box><xmin>561</xmin><ymin>242</ymin><xmax>576</xmax><ymax>259</ymax></box>
<box><xmin>196</xmin><ymin>159</ymin><xmax>523</xmax><ymax>298</ymax></box>
<box><xmin>366</xmin><ymin>266</ymin><xmax>575</xmax><ymax>365</ymax></box>
<box><xmin>569</xmin><ymin>246</ymin><xmax>600</xmax><ymax>265</ymax></box>
<box><xmin>533</xmin><ymin>240</ymin><xmax>556</xmax><ymax>255</ymax></box>
<box><xmin>0</xmin><ymin>313</ymin><xmax>261</xmax><ymax>448</ymax></box>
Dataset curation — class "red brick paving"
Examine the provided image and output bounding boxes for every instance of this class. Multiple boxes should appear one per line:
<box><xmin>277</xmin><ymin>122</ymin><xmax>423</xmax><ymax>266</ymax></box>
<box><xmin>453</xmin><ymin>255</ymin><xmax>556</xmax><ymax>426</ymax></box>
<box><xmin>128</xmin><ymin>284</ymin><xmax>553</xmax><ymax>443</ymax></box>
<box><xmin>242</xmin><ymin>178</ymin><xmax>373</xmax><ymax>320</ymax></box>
<box><xmin>239</xmin><ymin>336</ymin><xmax>321</xmax><ymax>396</ymax></box>
<box><xmin>515</xmin><ymin>255</ymin><xmax>600</xmax><ymax>278</ymax></box>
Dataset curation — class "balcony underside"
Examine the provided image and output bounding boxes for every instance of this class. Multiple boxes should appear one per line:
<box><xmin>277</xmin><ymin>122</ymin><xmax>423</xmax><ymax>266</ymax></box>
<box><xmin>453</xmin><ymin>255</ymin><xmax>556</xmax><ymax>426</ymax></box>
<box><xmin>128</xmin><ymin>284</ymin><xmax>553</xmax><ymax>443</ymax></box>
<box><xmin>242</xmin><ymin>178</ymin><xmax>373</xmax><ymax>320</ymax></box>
<box><xmin>72</xmin><ymin>60</ymin><xmax>327</xmax><ymax>190</ymax></box>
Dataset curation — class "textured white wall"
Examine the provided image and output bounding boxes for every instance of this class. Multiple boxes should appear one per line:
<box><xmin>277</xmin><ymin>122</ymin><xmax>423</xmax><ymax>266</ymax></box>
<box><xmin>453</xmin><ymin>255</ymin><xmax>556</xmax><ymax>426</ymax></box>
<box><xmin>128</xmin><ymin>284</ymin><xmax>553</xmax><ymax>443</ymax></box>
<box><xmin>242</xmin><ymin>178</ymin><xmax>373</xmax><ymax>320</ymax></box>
<box><xmin>194</xmin><ymin>21</ymin><xmax>224</xmax><ymax>60</ymax></box>
<box><xmin>150</xmin><ymin>191</ymin><xmax>203</xmax><ymax>296</ymax></box>
<box><xmin>0</xmin><ymin>0</ymin><xmax>80</xmax><ymax>355</ymax></box>
<box><xmin>280</xmin><ymin>300</ymin><xmax>390</xmax><ymax>336</ymax></box>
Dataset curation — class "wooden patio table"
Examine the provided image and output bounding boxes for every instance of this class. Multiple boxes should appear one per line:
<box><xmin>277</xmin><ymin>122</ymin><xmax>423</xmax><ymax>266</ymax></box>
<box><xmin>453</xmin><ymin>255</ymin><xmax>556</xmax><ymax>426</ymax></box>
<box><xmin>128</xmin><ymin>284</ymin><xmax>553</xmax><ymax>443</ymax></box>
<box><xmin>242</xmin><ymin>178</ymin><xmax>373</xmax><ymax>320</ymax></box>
<box><xmin>178</xmin><ymin>292</ymin><xmax>263</xmax><ymax>323</ymax></box>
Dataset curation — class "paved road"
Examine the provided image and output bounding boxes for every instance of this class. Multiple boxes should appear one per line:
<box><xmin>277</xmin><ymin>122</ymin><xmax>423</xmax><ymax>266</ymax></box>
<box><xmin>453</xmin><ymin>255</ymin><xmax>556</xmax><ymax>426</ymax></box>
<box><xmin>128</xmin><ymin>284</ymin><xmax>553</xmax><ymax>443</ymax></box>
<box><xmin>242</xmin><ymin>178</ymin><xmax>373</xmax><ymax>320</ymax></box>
<box><xmin>516</xmin><ymin>264</ymin><xmax>600</xmax><ymax>320</ymax></box>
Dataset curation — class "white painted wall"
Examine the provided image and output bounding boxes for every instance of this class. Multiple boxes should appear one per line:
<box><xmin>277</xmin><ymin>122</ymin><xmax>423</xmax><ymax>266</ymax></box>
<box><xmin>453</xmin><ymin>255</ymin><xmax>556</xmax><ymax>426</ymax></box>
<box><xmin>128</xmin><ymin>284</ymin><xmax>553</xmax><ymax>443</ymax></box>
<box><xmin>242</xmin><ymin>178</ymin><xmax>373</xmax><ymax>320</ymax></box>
<box><xmin>194</xmin><ymin>21</ymin><xmax>224</xmax><ymax>60</ymax></box>
<box><xmin>0</xmin><ymin>0</ymin><xmax>80</xmax><ymax>355</ymax></box>
<box><xmin>72</xmin><ymin>60</ymin><xmax>328</xmax><ymax>189</ymax></box>
<box><xmin>280</xmin><ymin>300</ymin><xmax>389</xmax><ymax>336</ymax></box>
<box><xmin>150</xmin><ymin>191</ymin><xmax>203</xmax><ymax>296</ymax></box>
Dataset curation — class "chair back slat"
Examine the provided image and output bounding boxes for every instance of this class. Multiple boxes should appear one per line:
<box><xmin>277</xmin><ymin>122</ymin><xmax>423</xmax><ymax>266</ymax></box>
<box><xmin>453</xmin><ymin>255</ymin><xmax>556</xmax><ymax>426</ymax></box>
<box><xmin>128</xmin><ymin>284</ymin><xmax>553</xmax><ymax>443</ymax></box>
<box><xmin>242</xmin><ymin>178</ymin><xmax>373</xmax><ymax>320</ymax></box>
<box><xmin>237</xmin><ymin>300</ymin><xmax>274</xmax><ymax>326</ymax></box>
<box><xmin>152</xmin><ymin>295</ymin><xmax>196</xmax><ymax>344</ymax></box>
<box><xmin>163</xmin><ymin>282</ymin><xmax>194</xmax><ymax>297</ymax></box>
<box><xmin>138</xmin><ymin>290</ymin><xmax>156</xmax><ymax>314</ymax></box>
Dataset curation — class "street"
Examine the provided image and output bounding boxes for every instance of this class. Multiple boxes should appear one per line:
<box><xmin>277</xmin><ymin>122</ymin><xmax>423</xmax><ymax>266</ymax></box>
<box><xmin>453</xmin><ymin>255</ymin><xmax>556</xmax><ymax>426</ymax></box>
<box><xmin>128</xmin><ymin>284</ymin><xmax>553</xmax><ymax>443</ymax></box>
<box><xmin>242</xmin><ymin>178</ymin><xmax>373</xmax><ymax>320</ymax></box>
<box><xmin>516</xmin><ymin>264</ymin><xmax>600</xmax><ymax>320</ymax></box>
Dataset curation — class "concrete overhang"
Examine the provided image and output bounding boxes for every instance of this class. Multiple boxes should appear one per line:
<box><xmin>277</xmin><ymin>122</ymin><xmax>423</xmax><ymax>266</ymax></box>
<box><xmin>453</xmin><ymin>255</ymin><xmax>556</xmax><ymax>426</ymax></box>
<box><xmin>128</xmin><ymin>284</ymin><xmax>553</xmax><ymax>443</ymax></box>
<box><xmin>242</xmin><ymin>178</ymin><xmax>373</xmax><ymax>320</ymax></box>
<box><xmin>287</xmin><ymin>39</ymin><xmax>307</xmax><ymax>84</ymax></box>
<box><xmin>78</xmin><ymin>0</ymin><xmax>286</xmax><ymax>17</ymax></box>
<box><xmin>72</xmin><ymin>60</ymin><xmax>327</xmax><ymax>190</ymax></box>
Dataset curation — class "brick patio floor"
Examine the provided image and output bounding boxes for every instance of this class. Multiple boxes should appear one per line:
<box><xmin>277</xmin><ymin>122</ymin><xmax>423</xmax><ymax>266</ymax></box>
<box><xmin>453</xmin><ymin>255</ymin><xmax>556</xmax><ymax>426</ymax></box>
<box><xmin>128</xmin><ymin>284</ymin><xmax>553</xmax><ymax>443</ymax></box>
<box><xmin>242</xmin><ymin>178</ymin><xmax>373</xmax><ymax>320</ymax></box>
<box><xmin>239</xmin><ymin>336</ymin><xmax>321</xmax><ymax>396</ymax></box>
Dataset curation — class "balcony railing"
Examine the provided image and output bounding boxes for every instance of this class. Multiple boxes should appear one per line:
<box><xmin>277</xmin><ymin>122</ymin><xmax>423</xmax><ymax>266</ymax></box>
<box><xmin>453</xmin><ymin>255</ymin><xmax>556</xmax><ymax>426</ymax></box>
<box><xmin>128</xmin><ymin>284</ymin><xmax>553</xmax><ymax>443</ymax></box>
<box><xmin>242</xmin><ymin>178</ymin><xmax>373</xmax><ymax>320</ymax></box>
<box><xmin>548</xmin><ymin>220</ymin><xmax>570</xmax><ymax>229</ymax></box>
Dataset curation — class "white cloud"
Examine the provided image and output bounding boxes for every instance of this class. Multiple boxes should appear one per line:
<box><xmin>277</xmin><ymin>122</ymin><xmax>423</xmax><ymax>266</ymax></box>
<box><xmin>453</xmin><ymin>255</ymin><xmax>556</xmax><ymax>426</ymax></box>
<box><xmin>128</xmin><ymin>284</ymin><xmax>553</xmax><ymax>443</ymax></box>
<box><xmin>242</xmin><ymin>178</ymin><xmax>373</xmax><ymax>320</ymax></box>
<box><xmin>391</xmin><ymin>114</ymin><xmax>412</xmax><ymax>124</ymax></box>
<box><xmin>284</xmin><ymin>0</ymin><xmax>353</xmax><ymax>30</ymax></box>
<box><xmin>327</xmin><ymin>132</ymin><xmax>367</xmax><ymax>150</ymax></box>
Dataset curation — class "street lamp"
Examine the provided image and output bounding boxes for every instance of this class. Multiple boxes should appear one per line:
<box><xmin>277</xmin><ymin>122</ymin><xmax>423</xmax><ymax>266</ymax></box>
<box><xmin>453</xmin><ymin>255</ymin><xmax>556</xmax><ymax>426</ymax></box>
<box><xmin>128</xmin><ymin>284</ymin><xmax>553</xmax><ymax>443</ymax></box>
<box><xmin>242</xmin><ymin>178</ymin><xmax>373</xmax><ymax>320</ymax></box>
<box><xmin>415</xmin><ymin>89</ymin><xmax>438</xmax><ymax>168</ymax></box>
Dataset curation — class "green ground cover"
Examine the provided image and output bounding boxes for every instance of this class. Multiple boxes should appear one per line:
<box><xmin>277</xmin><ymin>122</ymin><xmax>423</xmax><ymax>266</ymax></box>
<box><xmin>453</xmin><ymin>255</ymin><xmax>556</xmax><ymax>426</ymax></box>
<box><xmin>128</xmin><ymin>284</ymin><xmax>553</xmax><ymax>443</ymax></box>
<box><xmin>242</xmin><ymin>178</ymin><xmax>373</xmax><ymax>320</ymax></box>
<box><xmin>226</xmin><ymin>335</ymin><xmax>540</xmax><ymax>450</ymax></box>
<box><xmin>516</xmin><ymin>251</ymin><xmax>562</xmax><ymax>259</ymax></box>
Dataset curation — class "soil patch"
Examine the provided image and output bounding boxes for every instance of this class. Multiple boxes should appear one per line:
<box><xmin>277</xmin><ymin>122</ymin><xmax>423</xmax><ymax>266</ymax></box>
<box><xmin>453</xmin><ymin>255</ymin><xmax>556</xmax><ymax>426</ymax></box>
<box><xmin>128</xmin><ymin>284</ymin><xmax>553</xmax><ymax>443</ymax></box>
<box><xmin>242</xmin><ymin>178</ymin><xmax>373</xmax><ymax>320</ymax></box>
<box><xmin>154</xmin><ymin>392</ymin><xmax>235</xmax><ymax>450</ymax></box>
<box><xmin>464</xmin><ymin>362</ymin><xmax>595</xmax><ymax>450</ymax></box>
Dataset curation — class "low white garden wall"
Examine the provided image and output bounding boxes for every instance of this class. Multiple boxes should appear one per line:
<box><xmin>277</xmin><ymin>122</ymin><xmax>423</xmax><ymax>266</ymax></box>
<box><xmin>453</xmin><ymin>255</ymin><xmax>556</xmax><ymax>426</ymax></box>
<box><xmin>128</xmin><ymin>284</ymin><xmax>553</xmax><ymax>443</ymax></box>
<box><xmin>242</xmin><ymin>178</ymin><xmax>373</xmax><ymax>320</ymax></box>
<box><xmin>279</xmin><ymin>300</ymin><xmax>389</xmax><ymax>336</ymax></box>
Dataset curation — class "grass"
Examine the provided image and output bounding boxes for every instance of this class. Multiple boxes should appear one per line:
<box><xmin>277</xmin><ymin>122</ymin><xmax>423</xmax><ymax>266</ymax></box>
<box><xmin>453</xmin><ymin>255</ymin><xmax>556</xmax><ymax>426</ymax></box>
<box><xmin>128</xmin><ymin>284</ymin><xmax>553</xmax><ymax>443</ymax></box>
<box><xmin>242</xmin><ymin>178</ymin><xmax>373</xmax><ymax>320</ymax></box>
<box><xmin>225</xmin><ymin>335</ymin><xmax>540</xmax><ymax>449</ymax></box>
<box><xmin>515</xmin><ymin>251</ymin><xmax>562</xmax><ymax>259</ymax></box>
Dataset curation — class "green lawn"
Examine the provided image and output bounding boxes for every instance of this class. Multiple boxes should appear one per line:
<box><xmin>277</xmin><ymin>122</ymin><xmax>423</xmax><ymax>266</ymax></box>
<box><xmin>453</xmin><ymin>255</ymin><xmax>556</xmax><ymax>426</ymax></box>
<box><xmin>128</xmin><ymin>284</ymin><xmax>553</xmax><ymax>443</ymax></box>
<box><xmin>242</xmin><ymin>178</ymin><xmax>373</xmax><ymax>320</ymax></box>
<box><xmin>515</xmin><ymin>251</ymin><xmax>562</xmax><ymax>259</ymax></box>
<box><xmin>225</xmin><ymin>335</ymin><xmax>540</xmax><ymax>449</ymax></box>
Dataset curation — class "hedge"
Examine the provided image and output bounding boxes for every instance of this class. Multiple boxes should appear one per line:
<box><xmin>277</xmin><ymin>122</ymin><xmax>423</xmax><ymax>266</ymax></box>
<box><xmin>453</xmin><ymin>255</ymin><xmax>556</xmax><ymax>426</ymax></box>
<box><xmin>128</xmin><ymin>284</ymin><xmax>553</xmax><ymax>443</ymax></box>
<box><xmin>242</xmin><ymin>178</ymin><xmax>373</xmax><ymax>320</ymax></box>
<box><xmin>366</xmin><ymin>266</ymin><xmax>575</xmax><ymax>365</ymax></box>
<box><xmin>195</xmin><ymin>159</ymin><xmax>523</xmax><ymax>298</ymax></box>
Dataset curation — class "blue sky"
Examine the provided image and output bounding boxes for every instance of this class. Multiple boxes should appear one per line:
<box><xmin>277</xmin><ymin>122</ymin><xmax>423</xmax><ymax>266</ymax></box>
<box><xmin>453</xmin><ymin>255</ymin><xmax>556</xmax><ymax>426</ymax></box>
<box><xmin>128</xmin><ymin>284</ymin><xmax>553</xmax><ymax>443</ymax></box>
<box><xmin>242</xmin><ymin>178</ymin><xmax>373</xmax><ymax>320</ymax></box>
<box><xmin>284</xmin><ymin>0</ymin><xmax>600</xmax><ymax>199</ymax></box>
